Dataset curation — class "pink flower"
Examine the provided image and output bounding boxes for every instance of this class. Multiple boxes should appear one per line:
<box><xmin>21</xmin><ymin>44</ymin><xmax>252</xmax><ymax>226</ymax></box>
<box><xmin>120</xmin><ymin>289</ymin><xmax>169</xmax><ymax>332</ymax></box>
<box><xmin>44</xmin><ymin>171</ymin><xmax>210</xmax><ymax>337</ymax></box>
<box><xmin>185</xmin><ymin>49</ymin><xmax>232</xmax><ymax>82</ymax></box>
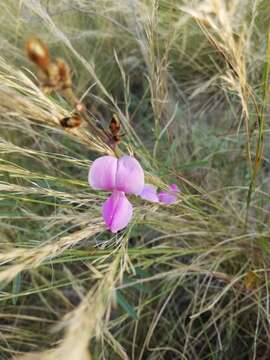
<box><xmin>89</xmin><ymin>155</ymin><xmax>180</xmax><ymax>233</ymax></box>
<box><xmin>139</xmin><ymin>184</ymin><xmax>159</xmax><ymax>203</ymax></box>
<box><xmin>140</xmin><ymin>183</ymin><xmax>180</xmax><ymax>205</ymax></box>
<box><xmin>158</xmin><ymin>184</ymin><xmax>180</xmax><ymax>204</ymax></box>
<box><xmin>88</xmin><ymin>155</ymin><xmax>144</xmax><ymax>233</ymax></box>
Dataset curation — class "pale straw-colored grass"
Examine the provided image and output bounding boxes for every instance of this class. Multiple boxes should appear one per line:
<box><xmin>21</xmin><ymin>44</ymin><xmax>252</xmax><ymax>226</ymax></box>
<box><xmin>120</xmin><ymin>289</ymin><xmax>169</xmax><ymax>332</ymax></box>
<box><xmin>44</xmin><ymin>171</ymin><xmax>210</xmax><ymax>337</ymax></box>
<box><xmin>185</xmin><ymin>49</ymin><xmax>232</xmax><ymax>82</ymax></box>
<box><xmin>0</xmin><ymin>0</ymin><xmax>269</xmax><ymax>359</ymax></box>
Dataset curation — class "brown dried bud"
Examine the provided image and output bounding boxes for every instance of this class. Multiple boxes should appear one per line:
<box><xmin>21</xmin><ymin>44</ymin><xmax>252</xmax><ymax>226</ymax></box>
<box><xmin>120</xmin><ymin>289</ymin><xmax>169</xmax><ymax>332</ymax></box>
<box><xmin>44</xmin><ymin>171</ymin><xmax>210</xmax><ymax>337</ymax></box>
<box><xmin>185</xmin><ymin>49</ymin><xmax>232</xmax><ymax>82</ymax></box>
<box><xmin>75</xmin><ymin>102</ymin><xmax>85</xmax><ymax>113</ymax></box>
<box><xmin>60</xmin><ymin>113</ymin><xmax>82</xmax><ymax>128</ymax></box>
<box><xmin>56</xmin><ymin>58</ymin><xmax>72</xmax><ymax>90</ymax></box>
<box><xmin>26</xmin><ymin>37</ymin><xmax>50</xmax><ymax>71</ymax></box>
<box><xmin>46</xmin><ymin>62</ymin><xmax>61</xmax><ymax>88</ymax></box>
<box><xmin>109</xmin><ymin>114</ymin><xmax>121</xmax><ymax>135</ymax></box>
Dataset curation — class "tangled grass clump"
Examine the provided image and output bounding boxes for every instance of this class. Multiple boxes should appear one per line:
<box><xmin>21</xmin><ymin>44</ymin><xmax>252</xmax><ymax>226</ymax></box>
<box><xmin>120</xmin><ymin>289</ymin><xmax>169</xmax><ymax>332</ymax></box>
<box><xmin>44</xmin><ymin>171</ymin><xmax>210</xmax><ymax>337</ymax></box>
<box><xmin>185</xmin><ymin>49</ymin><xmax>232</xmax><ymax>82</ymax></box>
<box><xmin>0</xmin><ymin>0</ymin><xmax>270</xmax><ymax>359</ymax></box>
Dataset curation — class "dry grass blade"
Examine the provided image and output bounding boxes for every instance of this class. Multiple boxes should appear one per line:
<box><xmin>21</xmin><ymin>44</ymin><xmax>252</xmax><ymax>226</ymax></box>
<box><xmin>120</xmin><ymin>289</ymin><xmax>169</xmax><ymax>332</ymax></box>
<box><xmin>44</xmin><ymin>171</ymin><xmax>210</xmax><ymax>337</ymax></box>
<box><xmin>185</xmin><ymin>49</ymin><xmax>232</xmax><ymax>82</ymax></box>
<box><xmin>0</xmin><ymin>0</ymin><xmax>269</xmax><ymax>359</ymax></box>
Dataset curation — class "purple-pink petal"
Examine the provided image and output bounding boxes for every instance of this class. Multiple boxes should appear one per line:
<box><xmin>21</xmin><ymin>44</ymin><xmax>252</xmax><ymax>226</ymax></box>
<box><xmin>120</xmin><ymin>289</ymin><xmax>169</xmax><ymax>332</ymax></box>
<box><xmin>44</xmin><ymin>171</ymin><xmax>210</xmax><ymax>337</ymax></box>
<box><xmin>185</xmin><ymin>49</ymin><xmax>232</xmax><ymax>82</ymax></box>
<box><xmin>169</xmin><ymin>184</ymin><xmax>180</xmax><ymax>193</ymax></box>
<box><xmin>139</xmin><ymin>184</ymin><xmax>159</xmax><ymax>202</ymax></box>
<box><xmin>88</xmin><ymin>156</ymin><xmax>117</xmax><ymax>191</ymax></box>
<box><xmin>158</xmin><ymin>191</ymin><xmax>178</xmax><ymax>204</ymax></box>
<box><xmin>115</xmin><ymin>155</ymin><xmax>144</xmax><ymax>195</ymax></box>
<box><xmin>158</xmin><ymin>184</ymin><xmax>180</xmax><ymax>204</ymax></box>
<box><xmin>102</xmin><ymin>190</ymin><xmax>133</xmax><ymax>233</ymax></box>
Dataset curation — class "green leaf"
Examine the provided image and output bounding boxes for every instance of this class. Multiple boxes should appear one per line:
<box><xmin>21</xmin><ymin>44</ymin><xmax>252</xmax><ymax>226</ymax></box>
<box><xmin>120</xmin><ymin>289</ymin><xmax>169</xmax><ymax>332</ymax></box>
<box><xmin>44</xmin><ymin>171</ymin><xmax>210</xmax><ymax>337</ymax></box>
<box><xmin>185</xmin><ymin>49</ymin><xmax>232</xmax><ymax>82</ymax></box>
<box><xmin>116</xmin><ymin>290</ymin><xmax>139</xmax><ymax>320</ymax></box>
<box><xmin>123</xmin><ymin>275</ymin><xmax>151</xmax><ymax>294</ymax></box>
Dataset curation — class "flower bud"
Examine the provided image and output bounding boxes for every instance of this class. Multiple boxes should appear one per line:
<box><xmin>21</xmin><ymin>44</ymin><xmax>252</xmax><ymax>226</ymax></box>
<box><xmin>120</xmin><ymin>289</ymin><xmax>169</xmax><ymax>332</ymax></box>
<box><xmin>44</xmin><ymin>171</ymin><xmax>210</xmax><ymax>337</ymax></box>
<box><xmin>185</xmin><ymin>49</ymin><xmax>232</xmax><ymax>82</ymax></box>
<box><xmin>26</xmin><ymin>37</ymin><xmax>50</xmax><ymax>71</ymax></box>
